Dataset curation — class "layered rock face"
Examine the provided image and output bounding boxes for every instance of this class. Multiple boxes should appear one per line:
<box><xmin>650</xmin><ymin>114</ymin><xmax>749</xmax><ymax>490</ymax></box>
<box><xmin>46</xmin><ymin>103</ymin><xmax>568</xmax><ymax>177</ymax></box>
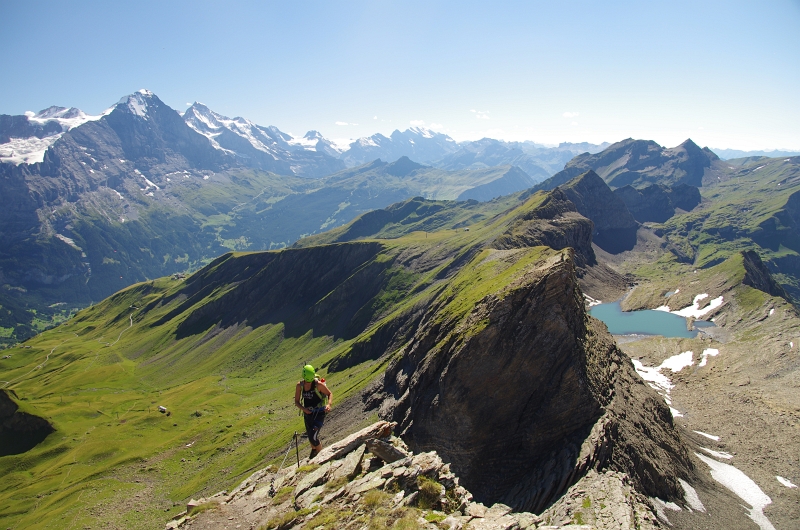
<box><xmin>613</xmin><ymin>184</ymin><xmax>675</xmax><ymax>223</ymax></box>
<box><xmin>613</xmin><ymin>182</ymin><xmax>701</xmax><ymax>224</ymax></box>
<box><xmin>493</xmin><ymin>189</ymin><xmax>596</xmax><ymax>269</ymax></box>
<box><xmin>368</xmin><ymin>249</ymin><xmax>692</xmax><ymax>513</ymax></box>
<box><xmin>559</xmin><ymin>170</ymin><xmax>639</xmax><ymax>253</ymax></box>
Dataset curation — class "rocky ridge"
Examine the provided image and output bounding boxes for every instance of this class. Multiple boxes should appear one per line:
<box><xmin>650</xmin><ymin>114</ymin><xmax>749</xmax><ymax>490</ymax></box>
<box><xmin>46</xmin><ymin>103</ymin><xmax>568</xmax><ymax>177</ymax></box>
<box><xmin>530</xmin><ymin>138</ymin><xmax>724</xmax><ymax>192</ymax></box>
<box><xmin>173</xmin><ymin>421</ymin><xmax>660</xmax><ymax>530</ymax></box>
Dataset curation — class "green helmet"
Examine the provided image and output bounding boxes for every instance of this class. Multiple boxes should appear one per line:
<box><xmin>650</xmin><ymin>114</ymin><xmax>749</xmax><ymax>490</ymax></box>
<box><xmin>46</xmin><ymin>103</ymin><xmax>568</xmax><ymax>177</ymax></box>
<box><xmin>302</xmin><ymin>365</ymin><xmax>315</xmax><ymax>382</ymax></box>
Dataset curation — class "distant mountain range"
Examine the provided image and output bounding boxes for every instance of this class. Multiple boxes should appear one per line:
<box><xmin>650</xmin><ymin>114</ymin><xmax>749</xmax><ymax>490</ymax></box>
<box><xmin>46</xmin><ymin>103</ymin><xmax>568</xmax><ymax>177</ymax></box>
<box><xmin>4</xmin><ymin>89</ymin><xmax>795</xmax><ymax>347</ymax></box>
<box><xmin>0</xmin><ymin>90</ymin><xmax>551</xmax><ymax>344</ymax></box>
<box><xmin>1</xmin><ymin>90</ymin><xmax>610</xmax><ymax>183</ymax></box>
<box><xmin>711</xmin><ymin>147</ymin><xmax>800</xmax><ymax>160</ymax></box>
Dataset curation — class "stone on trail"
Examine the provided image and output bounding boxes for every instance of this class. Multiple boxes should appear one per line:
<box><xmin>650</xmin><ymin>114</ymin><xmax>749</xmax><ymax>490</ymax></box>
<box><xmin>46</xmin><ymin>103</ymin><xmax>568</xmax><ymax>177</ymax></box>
<box><xmin>328</xmin><ymin>443</ymin><xmax>366</xmax><ymax>481</ymax></box>
<box><xmin>366</xmin><ymin>437</ymin><xmax>409</xmax><ymax>463</ymax></box>
<box><xmin>314</xmin><ymin>420</ymin><xmax>396</xmax><ymax>464</ymax></box>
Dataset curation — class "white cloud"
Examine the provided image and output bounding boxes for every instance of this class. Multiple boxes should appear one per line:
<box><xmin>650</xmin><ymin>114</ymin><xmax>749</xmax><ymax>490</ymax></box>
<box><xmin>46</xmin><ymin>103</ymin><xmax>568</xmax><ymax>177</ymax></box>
<box><xmin>24</xmin><ymin>111</ymin><xmax>35</xmax><ymax>117</ymax></box>
<box><xmin>410</xmin><ymin>120</ymin><xmax>426</xmax><ymax>127</ymax></box>
<box><xmin>429</xmin><ymin>123</ymin><xmax>443</xmax><ymax>130</ymax></box>
<box><xmin>563</xmin><ymin>111</ymin><xmax>579</xmax><ymax>118</ymax></box>
<box><xmin>336</xmin><ymin>121</ymin><xmax>358</xmax><ymax>126</ymax></box>
<box><xmin>373</xmin><ymin>115</ymin><xmax>377</xmax><ymax>119</ymax></box>
<box><xmin>471</xmin><ymin>109</ymin><xmax>490</xmax><ymax>120</ymax></box>
<box><xmin>571</xmin><ymin>121</ymin><xmax>578</xmax><ymax>126</ymax></box>
<box><xmin>186</xmin><ymin>102</ymin><xmax>191</xmax><ymax>106</ymax></box>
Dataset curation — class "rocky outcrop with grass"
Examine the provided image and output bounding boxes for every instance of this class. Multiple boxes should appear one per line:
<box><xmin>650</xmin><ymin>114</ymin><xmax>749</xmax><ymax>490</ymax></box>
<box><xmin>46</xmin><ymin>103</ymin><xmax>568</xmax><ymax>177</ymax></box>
<box><xmin>172</xmin><ymin>421</ymin><xmax>661</xmax><ymax>530</ymax></box>
<box><xmin>366</xmin><ymin>247</ymin><xmax>693</xmax><ymax>514</ymax></box>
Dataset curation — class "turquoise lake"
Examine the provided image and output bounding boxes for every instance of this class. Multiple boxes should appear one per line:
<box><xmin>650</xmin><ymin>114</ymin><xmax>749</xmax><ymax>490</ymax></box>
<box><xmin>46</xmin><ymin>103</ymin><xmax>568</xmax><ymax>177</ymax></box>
<box><xmin>589</xmin><ymin>301</ymin><xmax>713</xmax><ymax>338</ymax></box>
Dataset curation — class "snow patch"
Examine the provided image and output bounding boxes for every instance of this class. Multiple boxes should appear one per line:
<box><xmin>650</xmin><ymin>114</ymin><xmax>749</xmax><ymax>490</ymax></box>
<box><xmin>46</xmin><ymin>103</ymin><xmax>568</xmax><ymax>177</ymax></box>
<box><xmin>694</xmin><ymin>430</ymin><xmax>720</xmax><ymax>441</ymax></box>
<box><xmin>584</xmin><ymin>294</ymin><xmax>602</xmax><ymax>307</ymax></box>
<box><xmin>776</xmin><ymin>476</ymin><xmax>797</xmax><ymax>488</ymax></box>
<box><xmin>632</xmin><ymin>353</ymin><xmax>694</xmax><ymax>417</ymax></box>
<box><xmin>118</xmin><ymin>90</ymin><xmax>153</xmax><ymax>118</ymax></box>
<box><xmin>769</xmin><ymin>308</ymin><xmax>775</xmax><ymax>316</ymax></box>
<box><xmin>408</xmin><ymin>126</ymin><xmax>435</xmax><ymax>138</ymax></box>
<box><xmin>662</xmin><ymin>294</ymin><xmax>724</xmax><ymax>318</ymax></box>
<box><xmin>700</xmin><ymin>447</ymin><xmax>733</xmax><ymax>460</ymax></box>
<box><xmin>698</xmin><ymin>348</ymin><xmax>719</xmax><ymax>367</ymax></box>
<box><xmin>651</xmin><ymin>497</ymin><xmax>681</xmax><ymax>524</ymax></box>
<box><xmin>678</xmin><ymin>479</ymin><xmax>705</xmax><ymax>512</ymax></box>
<box><xmin>660</xmin><ymin>350</ymin><xmax>694</xmax><ymax>372</ymax></box>
<box><xmin>696</xmin><ymin>453</ymin><xmax>774</xmax><ymax>530</ymax></box>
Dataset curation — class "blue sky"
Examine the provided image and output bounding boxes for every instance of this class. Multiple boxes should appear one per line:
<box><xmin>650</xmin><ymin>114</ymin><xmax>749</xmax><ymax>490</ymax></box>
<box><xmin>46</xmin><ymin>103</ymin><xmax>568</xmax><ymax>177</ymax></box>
<box><xmin>1</xmin><ymin>0</ymin><xmax>798</xmax><ymax>150</ymax></box>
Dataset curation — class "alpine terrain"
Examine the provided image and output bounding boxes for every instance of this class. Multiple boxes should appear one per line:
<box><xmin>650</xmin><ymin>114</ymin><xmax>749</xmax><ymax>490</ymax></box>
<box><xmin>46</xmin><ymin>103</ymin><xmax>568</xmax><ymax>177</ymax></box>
<box><xmin>1</xmin><ymin>92</ymin><xmax>799</xmax><ymax>530</ymax></box>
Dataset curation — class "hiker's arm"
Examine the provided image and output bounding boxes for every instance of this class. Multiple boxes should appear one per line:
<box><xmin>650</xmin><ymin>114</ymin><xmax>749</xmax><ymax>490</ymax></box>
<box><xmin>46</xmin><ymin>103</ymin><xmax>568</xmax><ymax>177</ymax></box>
<box><xmin>319</xmin><ymin>382</ymin><xmax>333</xmax><ymax>411</ymax></box>
<box><xmin>294</xmin><ymin>384</ymin><xmax>309</xmax><ymax>414</ymax></box>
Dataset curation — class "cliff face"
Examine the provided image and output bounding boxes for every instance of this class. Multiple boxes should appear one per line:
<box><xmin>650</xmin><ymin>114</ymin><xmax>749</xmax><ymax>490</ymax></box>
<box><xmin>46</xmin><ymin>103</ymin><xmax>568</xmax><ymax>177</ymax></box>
<box><xmin>741</xmin><ymin>249</ymin><xmax>791</xmax><ymax>301</ymax></box>
<box><xmin>559</xmin><ymin>170</ymin><xmax>639</xmax><ymax>253</ymax></box>
<box><xmin>493</xmin><ymin>188</ymin><xmax>596</xmax><ymax>269</ymax></box>
<box><xmin>613</xmin><ymin>184</ymin><xmax>675</xmax><ymax>223</ymax></box>
<box><xmin>367</xmin><ymin>249</ymin><xmax>692</xmax><ymax>513</ymax></box>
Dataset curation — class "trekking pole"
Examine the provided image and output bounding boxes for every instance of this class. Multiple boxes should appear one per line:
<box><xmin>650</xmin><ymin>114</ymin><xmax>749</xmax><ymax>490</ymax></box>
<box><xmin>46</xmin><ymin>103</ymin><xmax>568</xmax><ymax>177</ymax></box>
<box><xmin>294</xmin><ymin>431</ymin><xmax>300</xmax><ymax>467</ymax></box>
<box><xmin>268</xmin><ymin>436</ymin><xmax>295</xmax><ymax>498</ymax></box>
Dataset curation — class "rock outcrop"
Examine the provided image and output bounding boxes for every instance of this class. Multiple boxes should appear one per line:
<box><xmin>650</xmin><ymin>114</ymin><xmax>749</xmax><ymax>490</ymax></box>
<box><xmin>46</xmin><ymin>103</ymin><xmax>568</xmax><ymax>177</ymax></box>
<box><xmin>366</xmin><ymin>247</ymin><xmax>693</xmax><ymax>514</ymax></box>
<box><xmin>493</xmin><ymin>189</ymin><xmax>597</xmax><ymax>269</ymax></box>
<box><xmin>173</xmin><ymin>421</ymin><xmax>660</xmax><ymax>530</ymax></box>
<box><xmin>741</xmin><ymin>249</ymin><xmax>791</xmax><ymax>301</ymax></box>
<box><xmin>559</xmin><ymin>170</ymin><xmax>638</xmax><ymax>253</ymax></box>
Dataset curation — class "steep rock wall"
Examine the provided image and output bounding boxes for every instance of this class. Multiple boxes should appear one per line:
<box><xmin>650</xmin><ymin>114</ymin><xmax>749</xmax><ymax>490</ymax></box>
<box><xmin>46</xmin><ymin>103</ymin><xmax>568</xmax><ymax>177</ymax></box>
<box><xmin>367</xmin><ymin>251</ymin><xmax>692</xmax><ymax>513</ymax></box>
<box><xmin>560</xmin><ymin>170</ymin><xmax>638</xmax><ymax>253</ymax></box>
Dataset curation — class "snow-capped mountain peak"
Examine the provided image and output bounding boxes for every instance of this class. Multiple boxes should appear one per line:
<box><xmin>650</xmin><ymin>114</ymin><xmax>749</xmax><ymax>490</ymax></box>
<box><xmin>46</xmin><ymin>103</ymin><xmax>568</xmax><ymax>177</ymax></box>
<box><xmin>0</xmin><ymin>105</ymin><xmax>109</xmax><ymax>166</ymax></box>
<box><xmin>407</xmin><ymin>126</ymin><xmax>435</xmax><ymax>139</ymax></box>
<box><xmin>26</xmin><ymin>106</ymin><xmax>107</xmax><ymax>130</ymax></box>
<box><xmin>117</xmin><ymin>89</ymin><xmax>157</xmax><ymax>119</ymax></box>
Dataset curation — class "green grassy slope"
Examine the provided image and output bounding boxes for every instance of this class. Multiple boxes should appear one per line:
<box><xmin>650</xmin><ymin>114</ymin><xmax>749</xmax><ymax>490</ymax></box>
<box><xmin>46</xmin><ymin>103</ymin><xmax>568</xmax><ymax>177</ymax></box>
<box><xmin>651</xmin><ymin>156</ymin><xmax>800</xmax><ymax>299</ymax></box>
<box><xmin>1</xmin><ymin>160</ymin><xmax>534</xmax><ymax>348</ymax></box>
<box><xmin>0</xmin><ymin>189</ymin><xmax>566</xmax><ymax>529</ymax></box>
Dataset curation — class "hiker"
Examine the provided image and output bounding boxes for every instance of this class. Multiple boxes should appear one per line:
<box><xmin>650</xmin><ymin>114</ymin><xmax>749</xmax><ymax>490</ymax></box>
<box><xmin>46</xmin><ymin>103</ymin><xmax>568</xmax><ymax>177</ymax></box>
<box><xmin>294</xmin><ymin>364</ymin><xmax>332</xmax><ymax>458</ymax></box>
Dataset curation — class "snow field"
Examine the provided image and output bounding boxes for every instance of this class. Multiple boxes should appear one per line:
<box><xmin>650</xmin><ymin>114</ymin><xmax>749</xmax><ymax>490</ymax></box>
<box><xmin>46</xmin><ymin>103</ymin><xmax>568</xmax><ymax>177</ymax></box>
<box><xmin>696</xmin><ymin>453</ymin><xmax>775</xmax><ymax>530</ymax></box>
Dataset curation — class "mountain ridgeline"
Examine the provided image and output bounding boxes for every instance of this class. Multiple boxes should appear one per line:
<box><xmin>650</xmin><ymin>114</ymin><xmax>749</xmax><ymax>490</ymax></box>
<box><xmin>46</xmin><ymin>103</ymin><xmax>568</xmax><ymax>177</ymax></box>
<box><xmin>0</xmin><ymin>90</ymin><xmax>570</xmax><ymax>345</ymax></box>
